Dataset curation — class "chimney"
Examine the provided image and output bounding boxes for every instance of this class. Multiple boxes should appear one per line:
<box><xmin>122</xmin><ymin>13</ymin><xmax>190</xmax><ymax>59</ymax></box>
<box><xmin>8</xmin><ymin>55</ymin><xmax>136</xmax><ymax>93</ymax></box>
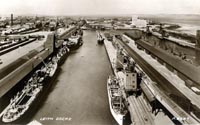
<box><xmin>196</xmin><ymin>30</ymin><xmax>200</xmax><ymax>47</ymax></box>
<box><xmin>11</xmin><ymin>14</ymin><xmax>13</xmax><ymax>26</ymax></box>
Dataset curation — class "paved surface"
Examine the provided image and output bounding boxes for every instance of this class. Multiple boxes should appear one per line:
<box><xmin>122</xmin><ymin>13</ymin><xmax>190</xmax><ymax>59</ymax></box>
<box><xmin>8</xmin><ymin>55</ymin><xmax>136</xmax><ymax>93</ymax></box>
<box><xmin>31</xmin><ymin>30</ymin><xmax>117</xmax><ymax>125</ymax></box>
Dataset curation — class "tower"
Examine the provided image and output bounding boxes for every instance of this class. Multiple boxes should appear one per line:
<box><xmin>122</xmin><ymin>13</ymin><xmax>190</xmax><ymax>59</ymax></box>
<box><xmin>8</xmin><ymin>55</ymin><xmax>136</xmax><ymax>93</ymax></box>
<box><xmin>11</xmin><ymin>14</ymin><xmax>13</xmax><ymax>26</ymax></box>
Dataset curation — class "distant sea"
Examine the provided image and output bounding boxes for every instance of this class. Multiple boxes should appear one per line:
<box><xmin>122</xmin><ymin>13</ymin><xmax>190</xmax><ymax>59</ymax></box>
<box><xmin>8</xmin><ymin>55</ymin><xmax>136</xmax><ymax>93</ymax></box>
<box><xmin>140</xmin><ymin>14</ymin><xmax>200</xmax><ymax>35</ymax></box>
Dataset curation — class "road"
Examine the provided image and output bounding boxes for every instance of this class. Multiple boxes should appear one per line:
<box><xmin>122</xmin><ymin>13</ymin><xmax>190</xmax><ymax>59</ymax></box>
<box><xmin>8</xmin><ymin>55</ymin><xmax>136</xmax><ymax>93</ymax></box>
<box><xmin>30</xmin><ymin>30</ymin><xmax>117</xmax><ymax>125</ymax></box>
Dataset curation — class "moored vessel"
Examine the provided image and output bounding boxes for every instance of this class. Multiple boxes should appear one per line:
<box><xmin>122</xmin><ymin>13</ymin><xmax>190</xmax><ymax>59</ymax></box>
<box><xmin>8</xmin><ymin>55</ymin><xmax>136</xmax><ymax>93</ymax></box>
<box><xmin>47</xmin><ymin>61</ymin><xmax>58</xmax><ymax>77</ymax></box>
<box><xmin>66</xmin><ymin>35</ymin><xmax>83</xmax><ymax>49</ymax></box>
<box><xmin>1</xmin><ymin>59</ymin><xmax>58</xmax><ymax>123</ymax></box>
<box><xmin>2</xmin><ymin>75</ymin><xmax>43</xmax><ymax>123</ymax></box>
<box><xmin>107</xmin><ymin>75</ymin><xmax>127</xmax><ymax>125</ymax></box>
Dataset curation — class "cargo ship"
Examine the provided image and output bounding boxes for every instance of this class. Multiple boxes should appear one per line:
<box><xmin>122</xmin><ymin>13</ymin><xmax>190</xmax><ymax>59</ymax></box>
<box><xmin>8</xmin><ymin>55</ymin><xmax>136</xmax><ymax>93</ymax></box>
<box><xmin>66</xmin><ymin>35</ymin><xmax>83</xmax><ymax>50</ymax></box>
<box><xmin>107</xmin><ymin>75</ymin><xmax>127</xmax><ymax>125</ymax></box>
<box><xmin>1</xmin><ymin>59</ymin><xmax>58</xmax><ymax>123</ymax></box>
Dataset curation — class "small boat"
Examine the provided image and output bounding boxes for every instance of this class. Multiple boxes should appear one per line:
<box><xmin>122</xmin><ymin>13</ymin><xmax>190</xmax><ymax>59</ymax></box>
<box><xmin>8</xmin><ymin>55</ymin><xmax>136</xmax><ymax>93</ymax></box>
<box><xmin>97</xmin><ymin>31</ymin><xmax>104</xmax><ymax>44</ymax></box>
<box><xmin>107</xmin><ymin>75</ymin><xmax>127</xmax><ymax>125</ymax></box>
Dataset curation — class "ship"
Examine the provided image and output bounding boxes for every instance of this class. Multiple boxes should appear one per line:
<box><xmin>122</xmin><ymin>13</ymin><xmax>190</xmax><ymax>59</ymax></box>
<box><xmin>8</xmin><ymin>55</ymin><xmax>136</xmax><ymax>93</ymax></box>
<box><xmin>47</xmin><ymin>61</ymin><xmax>58</xmax><ymax>77</ymax></box>
<box><xmin>1</xmin><ymin>59</ymin><xmax>58</xmax><ymax>123</ymax></box>
<box><xmin>107</xmin><ymin>75</ymin><xmax>127</xmax><ymax>125</ymax></box>
<box><xmin>54</xmin><ymin>45</ymin><xmax>70</xmax><ymax>65</ymax></box>
<box><xmin>66</xmin><ymin>35</ymin><xmax>83</xmax><ymax>50</ymax></box>
<box><xmin>2</xmin><ymin>75</ymin><xmax>43</xmax><ymax>123</ymax></box>
<box><xmin>97</xmin><ymin>31</ymin><xmax>104</xmax><ymax>44</ymax></box>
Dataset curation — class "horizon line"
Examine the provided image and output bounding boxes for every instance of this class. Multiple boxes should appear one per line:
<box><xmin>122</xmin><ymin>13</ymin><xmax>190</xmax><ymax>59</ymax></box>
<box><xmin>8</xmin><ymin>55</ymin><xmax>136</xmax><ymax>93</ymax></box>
<box><xmin>1</xmin><ymin>13</ymin><xmax>200</xmax><ymax>17</ymax></box>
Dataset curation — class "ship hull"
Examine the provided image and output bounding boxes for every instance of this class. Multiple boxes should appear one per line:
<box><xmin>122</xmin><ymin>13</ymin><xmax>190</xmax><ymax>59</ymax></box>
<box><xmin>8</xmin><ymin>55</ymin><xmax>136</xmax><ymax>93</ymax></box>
<box><xmin>48</xmin><ymin>63</ymin><xmax>58</xmax><ymax>77</ymax></box>
<box><xmin>2</xmin><ymin>87</ymin><xmax>42</xmax><ymax>123</ymax></box>
<box><xmin>107</xmin><ymin>77</ymin><xmax>124</xmax><ymax>125</ymax></box>
<box><xmin>1</xmin><ymin>59</ymin><xmax>58</xmax><ymax>123</ymax></box>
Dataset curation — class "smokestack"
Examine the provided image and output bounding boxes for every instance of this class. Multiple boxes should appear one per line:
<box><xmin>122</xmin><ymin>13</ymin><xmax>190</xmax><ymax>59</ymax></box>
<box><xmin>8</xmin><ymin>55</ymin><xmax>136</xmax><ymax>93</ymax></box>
<box><xmin>11</xmin><ymin>14</ymin><xmax>13</xmax><ymax>26</ymax></box>
<box><xmin>196</xmin><ymin>30</ymin><xmax>200</xmax><ymax>47</ymax></box>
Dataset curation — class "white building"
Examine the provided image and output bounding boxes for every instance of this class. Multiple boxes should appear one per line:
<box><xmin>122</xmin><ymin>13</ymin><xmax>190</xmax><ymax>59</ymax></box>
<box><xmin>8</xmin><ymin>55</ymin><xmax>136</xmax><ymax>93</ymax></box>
<box><xmin>131</xmin><ymin>16</ymin><xmax>147</xmax><ymax>28</ymax></box>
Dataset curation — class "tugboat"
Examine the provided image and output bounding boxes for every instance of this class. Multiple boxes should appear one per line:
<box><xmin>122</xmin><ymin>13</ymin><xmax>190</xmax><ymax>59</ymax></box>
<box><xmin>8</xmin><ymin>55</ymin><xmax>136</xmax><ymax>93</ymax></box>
<box><xmin>107</xmin><ymin>75</ymin><xmax>127</xmax><ymax>125</ymax></box>
<box><xmin>97</xmin><ymin>31</ymin><xmax>104</xmax><ymax>44</ymax></box>
<box><xmin>1</xmin><ymin>59</ymin><xmax>58</xmax><ymax>123</ymax></box>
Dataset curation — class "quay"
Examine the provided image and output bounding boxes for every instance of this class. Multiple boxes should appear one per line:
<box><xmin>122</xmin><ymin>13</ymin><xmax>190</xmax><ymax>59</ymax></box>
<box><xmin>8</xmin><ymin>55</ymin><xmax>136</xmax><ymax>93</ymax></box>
<box><xmin>103</xmin><ymin>34</ymin><xmax>173</xmax><ymax>125</ymax></box>
<box><xmin>116</xmin><ymin>33</ymin><xmax>200</xmax><ymax>124</ymax></box>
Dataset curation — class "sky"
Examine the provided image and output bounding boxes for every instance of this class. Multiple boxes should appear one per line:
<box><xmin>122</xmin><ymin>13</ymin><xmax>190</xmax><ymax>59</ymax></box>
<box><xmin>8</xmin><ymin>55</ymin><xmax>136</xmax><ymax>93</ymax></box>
<box><xmin>0</xmin><ymin>0</ymin><xmax>200</xmax><ymax>16</ymax></box>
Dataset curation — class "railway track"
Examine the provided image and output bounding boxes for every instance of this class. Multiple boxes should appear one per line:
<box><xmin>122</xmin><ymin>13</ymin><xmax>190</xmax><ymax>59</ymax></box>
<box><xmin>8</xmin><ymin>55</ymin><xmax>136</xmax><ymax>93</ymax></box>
<box><xmin>0</xmin><ymin>38</ymin><xmax>37</xmax><ymax>56</ymax></box>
